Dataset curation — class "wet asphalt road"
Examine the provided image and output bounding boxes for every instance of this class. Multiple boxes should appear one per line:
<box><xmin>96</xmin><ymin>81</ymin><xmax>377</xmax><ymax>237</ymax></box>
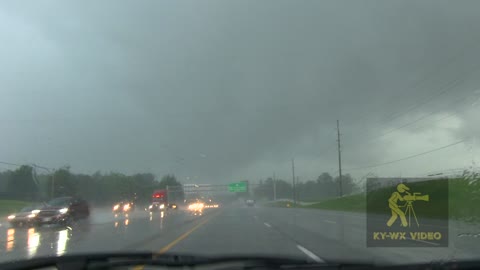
<box><xmin>1</xmin><ymin>202</ymin><xmax>480</xmax><ymax>265</ymax></box>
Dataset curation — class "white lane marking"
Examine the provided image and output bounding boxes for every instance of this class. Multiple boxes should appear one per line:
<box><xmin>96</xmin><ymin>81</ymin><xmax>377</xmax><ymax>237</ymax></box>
<box><xmin>405</xmin><ymin>237</ymin><xmax>440</xmax><ymax>246</ymax></box>
<box><xmin>324</xmin><ymin>220</ymin><xmax>336</xmax><ymax>224</ymax></box>
<box><xmin>296</xmin><ymin>245</ymin><xmax>324</xmax><ymax>263</ymax></box>
<box><xmin>264</xmin><ymin>222</ymin><xmax>272</xmax><ymax>228</ymax></box>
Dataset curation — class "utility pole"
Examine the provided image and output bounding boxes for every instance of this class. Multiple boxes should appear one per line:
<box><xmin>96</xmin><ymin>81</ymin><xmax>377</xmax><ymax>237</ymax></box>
<box><xmin>273</xmin><ymin>172</ymin><xmax>277</xmax><ymax>201</ymax></box>
<box><xmin>51</xmin><ymin>173</ymin><xmax>55</xmax><ymax>199</ymax></box>
<box><xmin>337</xmin><ymin>120</ymin><xmax>343</xmax><ymax>197</ymax></box>
<box><xmin>166</xmin><ymin>185</ymin><xmax>170</xmax><ymax>206</ymax></box>
<box><xmin>296</xmin><ymin>176</ymin><xmax>300</xmax><ymax>202</ymax></box>
<box><xmin>292</xmin><ymin>158</ymin><xmax>296</xmax><ymax>206</ymax></box>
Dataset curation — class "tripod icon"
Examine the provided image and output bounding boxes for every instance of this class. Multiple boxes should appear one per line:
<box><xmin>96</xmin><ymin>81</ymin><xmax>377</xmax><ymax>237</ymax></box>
<box><xmin>401</xmin><ymin>192</ymin><xmax>429</xmax><ymax>227</ymax></box>
<box><xmin>402</xmin><ymin>201</ymin><xmax>419</xmax><ymax>227</ymax></box>
<box><xmin>387</xmin><ymin>184</ymin><xmax>429</xmax><ymax>228</ymax></box>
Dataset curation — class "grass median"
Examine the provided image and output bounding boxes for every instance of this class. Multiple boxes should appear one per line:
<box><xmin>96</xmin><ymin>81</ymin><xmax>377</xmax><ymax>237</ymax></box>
<box><xmin>264</xmin><ymin>195</ymin><xmax>365</xmax><ymax>212</ymax></box>
<box><xmin>0</xmin><ymin>200</ymin><xmax>31</xmax><ymax>217</ymax></box>
<box><xmin>266</xmin><ymin>178</ymin><xmax>480</xmax><ymax>222</ymax></box>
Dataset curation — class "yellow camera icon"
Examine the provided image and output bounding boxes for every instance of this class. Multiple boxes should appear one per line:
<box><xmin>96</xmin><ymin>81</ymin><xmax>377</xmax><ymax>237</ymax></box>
<box><xmin>403</xmin><ymin>192</ymin><xmax>429</xmax><ymax>202</ymax></box>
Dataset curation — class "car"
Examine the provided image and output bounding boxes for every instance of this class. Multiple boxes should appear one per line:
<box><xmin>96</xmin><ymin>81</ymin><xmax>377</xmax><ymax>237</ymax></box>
<box><xmin>7</xmin><ymin>203</ymin><xmax>47</xmax><ymax>228</ymax></box>
<box><xmin>112</xmin><ymin>201</ymin><xmax>135</xmax><ymax>214</ymax></box>
<box><xmin>245</xmin><ymin>199</ymin><xmax>255</xmax><ymax>207</ymax></box>
<box><xmin>148</xmin><ymin>202</ymin><xmax>166</xmax><ymax>212</ymax></box>
<box><xmin>35</xmin><ymin>197</ymin><xmax>90</xmax><ymax>226</ymax></box>
<box><xmin>186</xmin><ymin>199</ymin><xmax>205</xmax><ymax>214</ymax></box>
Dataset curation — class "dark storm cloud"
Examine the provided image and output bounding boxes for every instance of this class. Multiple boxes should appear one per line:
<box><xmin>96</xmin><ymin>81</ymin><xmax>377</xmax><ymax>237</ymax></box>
<box><xmin>1</xmin><ymin>0</ymin><xmax>480</xmax><ymax>182</ymax></box>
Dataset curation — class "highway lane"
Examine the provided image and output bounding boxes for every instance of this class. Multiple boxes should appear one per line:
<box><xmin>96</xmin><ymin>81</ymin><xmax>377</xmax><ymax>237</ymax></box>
<box><xmin>253</xmin><ymin>207</ymin><xmax>480</xmax><ymax>263</ymax></box>
<box><xmin>1</xmin><ymin>203</ymin><xmax>480</xmax><ymax>265</ymax></box>
<box><xmin>0</xmin><ymin>206</ymin><xmax>207</xmax><ymax>263</ymax></box>
<box><xmin>142</xmin><ymin>204</ymin><xmax>480</xmax><ymax>264</ymax></box>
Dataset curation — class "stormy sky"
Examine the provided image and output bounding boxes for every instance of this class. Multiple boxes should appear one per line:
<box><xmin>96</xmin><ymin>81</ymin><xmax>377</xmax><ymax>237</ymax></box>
<box><xmin>1</xmin><ymin>0</ymin><xmax>480</xmax><ymax>184</ymax></box>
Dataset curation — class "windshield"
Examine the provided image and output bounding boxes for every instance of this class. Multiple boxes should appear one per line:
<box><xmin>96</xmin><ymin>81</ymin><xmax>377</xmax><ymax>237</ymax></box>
<box><xmin>19</xmin><ymin>206</ymin><xmax>36</xmax><ymax>212</ymax></box>
<box><xmin>46</xmin><ymin>198</ymin><xmax>72</xmax><ymax>207</ymax></box>
<box><xmin>1</xmin><ymin>0</ymin><xmax>480</xmax><ymax>267</ymax></box>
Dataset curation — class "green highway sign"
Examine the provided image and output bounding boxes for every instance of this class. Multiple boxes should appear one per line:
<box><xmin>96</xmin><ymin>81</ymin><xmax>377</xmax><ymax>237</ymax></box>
<box><xmin>228</xmin><ymin>182</ymin><xmax>247</xmax><ymax>192</ymax></box>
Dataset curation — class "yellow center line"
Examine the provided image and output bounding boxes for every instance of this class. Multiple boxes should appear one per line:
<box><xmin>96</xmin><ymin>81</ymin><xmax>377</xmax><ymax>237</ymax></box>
<box><xmin>156</xmin><ymin>210</ymin><xmax>222</xmax><ymax>255</ymax></box>
<box><xmin>135</xmin><ymin>210</ymin><xmax>223</xmax><ymax>270</ymax></box>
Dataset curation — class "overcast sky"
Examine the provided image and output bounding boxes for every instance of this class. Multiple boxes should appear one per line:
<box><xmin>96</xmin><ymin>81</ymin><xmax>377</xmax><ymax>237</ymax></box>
<box><xmin>1</xmin><ymin>0</ymin><xmax>480</xmax><ymax>184</ymax></box>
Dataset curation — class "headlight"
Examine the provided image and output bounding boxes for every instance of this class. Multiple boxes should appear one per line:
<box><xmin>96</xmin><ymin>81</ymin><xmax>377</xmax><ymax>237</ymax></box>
<box><xmin>123</xmin><ymin>204</ymin><xmax>130</xmax><ymax>211</ymax></box>
<box><xmin>148</xmin><ymin>205</ymin><xmax>153</xmax><ymax>209</ymax></box>
<box><xmin>59</xmin><ymin>208</ymin><xmax>68</xmax><ymax>214</ymax></box>
<box><xmin>159</xmin><ymin>204</ymin><xmax>165</xmax><ymax>209</ymax></box>
<box><xmin>7</xmin><ymin>215</ymin><xmax>15</xmax><ymax>220</ymax></box>
<box><xmin>27</xmin><ymin>214</ymin><xmax>36</xmax><ymax>218</ymax></box>
<box><xmin>188</xmin><ymin>203</ymin><xmax>205</xmax><ymax>211</ymax></box>
<box><xmin>31</xmin><ymin>209</ymin><xmax>41</xmax><ymax>214</ymax></box>
<box><xmin>113</xmin><ymin>204</ymin><xmax>120</xmax><ymax>211</ymax></box>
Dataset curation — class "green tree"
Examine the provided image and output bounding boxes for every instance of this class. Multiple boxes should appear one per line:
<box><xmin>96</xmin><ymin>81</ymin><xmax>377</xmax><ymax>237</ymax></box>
<box><xmin>158</xmin><ymin>174</ymin><xmax>184</xmax><ymax>203</ymax></box>
<box><xmin>253</xmin><ymin>178</ymin><xmax>292</xmax><ymax>200</ymax></box>
<box><xmin>159</xmin><ymin>174</ymin><xmax>180</xmax><ymax>188</ymax></box>
<box><xmin>51</xmin><ymin>166</ymin><xmax>77</xmax><ymax>197</ymax></box>
<box><xmin>334</xmin><ymin>174</ymin><xmax>356</xmax><ymax>196</ymax></box>
<box><xmin>316</xmin><ymin>172</ymin><xmax>336</xmax><ymax>198</ymax></box>
<box><xmin>7</xmin><ymin>165</ymin><xmax>39</xmax><ymax>200</ymax></box>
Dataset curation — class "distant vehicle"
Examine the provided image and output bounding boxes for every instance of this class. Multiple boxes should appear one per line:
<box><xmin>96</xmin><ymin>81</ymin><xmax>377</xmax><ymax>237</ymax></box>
<box><xmin>148</xmin><ymin>201</ymin><xmax>177</xmax><ymax>212</ymax></box>
<box><xmin>7</xmin><ymin>204</ymin><xmax>47</xmax><ymax>228</ymax></box>
<box><xmin>148</xmin><ymin>189</ymin><xmax>177</xmax><ymax>211</ymax></box>
<box><xmin>112</xmin><ymin>201</ymin><xmax>135</xmax><ymax>214</ymax></box>
<box><xmin>245</xmin><ymin>199</ymin><xmax>255</xmax><ymax>207</ymax></box>
<box><xmin>35</xmin><ymin>197</ymin><xmax>90</xmax><ymax>226</ymax></box>
<box><xmin>152</xmin><ymin>189</ymin><xmax>167</xmax><ymax>203</ymax></box>
<box><xmin>148</xmin><ymin>201</ymin><xmax>166</xmax><ymax>211</ymax></box>
<box><xmin>186</xmin><ymin>198</ymin><xmax>205</xmax><ymax>214</ymax></box>
<box><xmin>204</xmin><ymin>198</ymin><xmax>219</xmax><ymax>208</ymax></box>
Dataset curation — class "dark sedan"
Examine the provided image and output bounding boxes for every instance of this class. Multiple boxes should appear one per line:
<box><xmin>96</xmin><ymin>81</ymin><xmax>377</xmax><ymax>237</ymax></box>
<box><xmin>7</xmin><ymin>204</ymin><xmax>47</xmax><ymax>228</ymax></box>
<box><xmin>35</xmin><ymin>197</ymin><xmax>90</xmax><ymax>226</ymax></box>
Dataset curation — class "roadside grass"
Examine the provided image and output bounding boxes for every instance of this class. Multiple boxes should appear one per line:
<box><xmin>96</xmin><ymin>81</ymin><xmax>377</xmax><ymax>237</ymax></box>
<box><xmin>267</xmin><ymin>178</ymin><xmax>480</xmax><ymax>222</ymax></box>
<box><xmin>0</xmin><ymin>200</ymin><xmax>31</xmax><ymax>216</ymax></box>
<box><xmin>263</xmin><ymin>201</ymin><xmax>296</xmax><ymax>208</ymax></box>
<box><xmin>305</xmin><ymin>194</ymin><xmax>366</xmax><ymax>212</ymax></box>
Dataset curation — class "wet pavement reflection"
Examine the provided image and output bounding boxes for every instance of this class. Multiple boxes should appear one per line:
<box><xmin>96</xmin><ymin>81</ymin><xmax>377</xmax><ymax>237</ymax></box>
<box><xmin>0</xmin><ymin>207</ymin><xmax>209</xmax><ymax>263</ymax></box>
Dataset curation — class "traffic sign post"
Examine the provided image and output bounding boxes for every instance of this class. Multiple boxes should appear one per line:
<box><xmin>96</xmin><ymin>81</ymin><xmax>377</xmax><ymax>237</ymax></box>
<box><xmin>228</xmin><ymin>182</ymin><xmax>247</xmax><ymax>193</ymax></box>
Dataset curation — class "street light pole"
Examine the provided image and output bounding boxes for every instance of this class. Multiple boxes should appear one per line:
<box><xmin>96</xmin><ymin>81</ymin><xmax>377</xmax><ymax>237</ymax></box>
<box><xmin>166</xmin><ymin>185</ymin><xmax>169</xmax><ymax>206</ymax></box>
<box><xmin>32</xmin><ymin>164</ymin><xmax>55</xmax><ymax>199</ymax></box>
<box><xmin>337</xmin><ymin>120</ymin><xmax>343</xmax><ymax>197</ymax></box>
<box><xmin>51</xmin><ymin>173</ymin><xmax>55</xmax><ymax>199</ymax></box>
<box><xmin>273</xmin><ymin>172</ymin><xmax>276</xmax><ymax>201</ymax></box>
<box><xmin>292</xmin><ymin>158</ymin><xmax>296</xmax><ymax>206</ymax></box>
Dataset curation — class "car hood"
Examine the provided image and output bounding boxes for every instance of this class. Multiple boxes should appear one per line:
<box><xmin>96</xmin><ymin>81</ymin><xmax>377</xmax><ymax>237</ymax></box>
<box><xmin>40</xmin><ymin>206</ymin><xmax>66</xmax><ymax>212</ymax></box>
<box><xmin>12</xmin><ymin>211</ymin><xmax>34</xmax><ymax>217</ymax></box>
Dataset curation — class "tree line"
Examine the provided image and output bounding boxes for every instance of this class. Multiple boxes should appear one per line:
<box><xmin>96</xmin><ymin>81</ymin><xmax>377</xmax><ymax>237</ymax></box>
<box><xmin>253</xmin><ymin>172</ymin><xmax>360</xmax><ymax>201</ymax></box>
<box><xmin>0</xmin><ymin>165</ymin><xmax>183</xmax><ymax>205</ymax></box>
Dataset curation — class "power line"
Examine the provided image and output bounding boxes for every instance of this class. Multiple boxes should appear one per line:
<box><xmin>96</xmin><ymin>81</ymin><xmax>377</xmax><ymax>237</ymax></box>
<box><xmin>0</xmin><ymin>161</ymin><xmax>54</xmax><ymax>171</ymax></box>
<box><xmin>344</xmin><ymin>140</ymin><xmax>465</xmax><ymax>171</ymax></box>
<box><xmin>0</xmin><ymin>161</ymin><xmax>22</xmax><ymax>167</ymax></box>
